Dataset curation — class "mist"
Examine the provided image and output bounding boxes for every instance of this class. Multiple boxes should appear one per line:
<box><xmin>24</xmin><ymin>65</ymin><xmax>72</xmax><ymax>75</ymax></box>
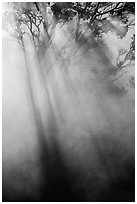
<box><xmin>2</xmin><ymin>3</ymin><xmax>135</xmax><ymax>202</ymax></box>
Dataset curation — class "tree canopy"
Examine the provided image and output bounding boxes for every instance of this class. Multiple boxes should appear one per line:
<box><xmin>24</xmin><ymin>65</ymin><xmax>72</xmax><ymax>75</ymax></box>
<box><xmin>4</xmin><ymin>2</ymin><xmax>135</xmax><ymax>42</ymax></box>
<box><xmin>51</xmin><ymin>2</ymin><xmax>135</xmax><ymax>38</ymax></box>
<box><xmin>3</xmin><ymin>2</ymin><xmax>135</xmax><ymax>83</ymax></box>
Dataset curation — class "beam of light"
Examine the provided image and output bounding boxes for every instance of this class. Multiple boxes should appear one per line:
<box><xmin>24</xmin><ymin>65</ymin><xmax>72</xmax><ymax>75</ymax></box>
<box><xmin>2</xmin><ymin>4</ymin><xmax>135</xmax><ymax>202</ymax></box>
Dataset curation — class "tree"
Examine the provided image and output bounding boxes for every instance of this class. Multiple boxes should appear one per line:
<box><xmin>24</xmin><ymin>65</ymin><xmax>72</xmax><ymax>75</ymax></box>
<box><xmin>3</xmin><ymin>2</ymin><xmax>135</xmax><ymax>78</ymax></box>
<box><xmin>50</xmin><ymin>2</ymin><xmax>135</xmax><ymax>40</ymax></box>
<box><xmin>115</xmin><ymin>34</ymin><xmax>135</xmax><ymax>72</ymax></box>
<box><xmin>3</xmin><ymin>2</ymin><xmax>135</xmax><ymax>46</ymax></box>
<box><xmin>112</xmin><ymin>33</ymin><xmax>135</xmax><ymax>85</ymax></box>
<box><xmin>2</xmin><ymin>3</ymin><xmax>135</xmax><ymax>201</ymax></box>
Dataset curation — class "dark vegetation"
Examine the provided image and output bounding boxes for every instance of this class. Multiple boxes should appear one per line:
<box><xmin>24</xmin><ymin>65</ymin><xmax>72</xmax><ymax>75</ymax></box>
<box><xmin>3</xmin><ymin>2</ymin><xmax>135</xmax><ymax>76</ymax></box>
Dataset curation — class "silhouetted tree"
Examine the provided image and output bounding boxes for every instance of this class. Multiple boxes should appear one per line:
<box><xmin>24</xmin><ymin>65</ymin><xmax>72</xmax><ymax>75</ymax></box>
<box><xmin>3</xmin><ymin>2</ymin><xmax>135</xmax><ymax>78</ymax></box>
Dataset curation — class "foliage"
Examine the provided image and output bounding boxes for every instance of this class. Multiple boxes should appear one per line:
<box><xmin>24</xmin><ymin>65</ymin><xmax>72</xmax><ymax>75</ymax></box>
<box><xmin>51</xmin><ymin>2</ymin><xmax>135</xmax><ymax>39</ymax></box>
<box><xmin>3</xmin><ymin>2</ymin><xmax>135</xmax><ymax>79</ymax></box>
<box><xmin>114</xmin><ymin>34</ymin><xmax>135</xmax><ymax>73</ymax></box>
<box><xmin>3</xmin><ymin>2</ymin><xmax>135</xmax><ymax>43</ymax></box>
